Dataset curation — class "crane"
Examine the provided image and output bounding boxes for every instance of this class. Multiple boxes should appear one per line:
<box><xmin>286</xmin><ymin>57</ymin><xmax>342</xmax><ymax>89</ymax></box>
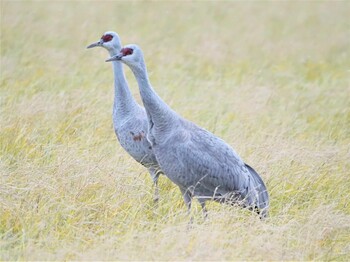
<box><xmin>106</xmin><ymin>45</ymin><xmax>270</xmax><ymax>218</ymax></box>
<box><xmin>87</xmin><ymin>32</ymin><xmax>163</xmax><ymax>202</ymax></box>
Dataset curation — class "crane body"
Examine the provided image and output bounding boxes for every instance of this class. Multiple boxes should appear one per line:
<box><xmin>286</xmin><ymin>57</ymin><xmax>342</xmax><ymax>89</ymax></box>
<box><xmin>87</xmin><ymin>33</ymin><xmax>163</xmax><ymax>201</ymax></box>
<box><xmin>106</xmin><ymin>44</ymin><xmax>269</xmax><ymax>218</ymax></box>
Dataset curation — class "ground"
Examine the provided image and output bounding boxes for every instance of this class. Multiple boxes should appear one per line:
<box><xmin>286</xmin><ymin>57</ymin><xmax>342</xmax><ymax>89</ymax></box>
<box><xmin>1</xmin><ymin>1</ymin><xmax>350</xmax><ymax>260</ymax></box>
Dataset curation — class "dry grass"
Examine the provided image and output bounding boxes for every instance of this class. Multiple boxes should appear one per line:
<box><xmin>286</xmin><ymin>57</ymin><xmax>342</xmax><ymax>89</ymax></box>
<box><xmin>1</xmin><ymin>1</ymin><xmax>350</xmax><ymax>260</ymax></box>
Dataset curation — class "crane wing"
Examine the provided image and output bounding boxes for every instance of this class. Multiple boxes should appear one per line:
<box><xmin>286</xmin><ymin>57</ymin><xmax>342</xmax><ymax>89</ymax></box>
<box><xmin>245</xmin><ymin>163</ymin><xmax>269</xmax><ymax>216</ymax></box>
<box><xmin>172</xmin><ymin>125</ymin><xmax>258</xmax><ymax>205</ymax></box>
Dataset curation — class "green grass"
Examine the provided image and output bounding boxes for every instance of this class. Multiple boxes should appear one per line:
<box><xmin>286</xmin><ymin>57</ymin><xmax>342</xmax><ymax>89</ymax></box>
<box><xmin>1</xmin><ymin>1</ymin><xmax>350</xmax><ymax>260</ymax></box>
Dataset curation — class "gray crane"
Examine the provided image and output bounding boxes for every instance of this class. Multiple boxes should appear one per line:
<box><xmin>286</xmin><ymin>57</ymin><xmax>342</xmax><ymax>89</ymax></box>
<box><xmin>106</xmin><ymin>45</ymin><xmax>270</xmax><ymax>218</ymax></box>
<box><xmin>87</xmin><ymin>32</ymin><xmax>163</xmax><ymax>202</ymax></box>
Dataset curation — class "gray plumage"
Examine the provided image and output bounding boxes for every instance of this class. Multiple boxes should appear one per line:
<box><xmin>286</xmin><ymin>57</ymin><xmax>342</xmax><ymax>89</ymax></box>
<box><xmin>107</xmin><ymin>44</ymin><xmax>269</xmax><ymax>218</ymax></box>
<box><xmin>87</xmin><ymin>32</ymin><xmax>162</xmax><ymax>201</ymax></box>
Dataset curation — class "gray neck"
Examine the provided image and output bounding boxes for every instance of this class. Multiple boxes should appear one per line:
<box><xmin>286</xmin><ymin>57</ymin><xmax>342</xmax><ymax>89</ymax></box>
<box><xmin>109</xmin><ymin>50</ymin><xmax>139</xmax><ymax>126</ymax></box>
<box><xmin>129</xmin><ymin>58</ymin><xmax>179</xmax><ymax>132</ymax></box>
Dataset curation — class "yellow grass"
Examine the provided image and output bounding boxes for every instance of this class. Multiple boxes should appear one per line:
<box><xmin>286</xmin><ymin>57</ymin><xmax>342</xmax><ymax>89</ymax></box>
<box><xmin>1</xmin><ymin>1</ymin><xmax>350</xmax><ymax>260</ymax></box>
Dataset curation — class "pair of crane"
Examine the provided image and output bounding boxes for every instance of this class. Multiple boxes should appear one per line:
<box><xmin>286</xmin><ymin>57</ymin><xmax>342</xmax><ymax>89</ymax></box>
<box><xmin>87</xmin><ymin>31</ymin><xmax>269</xmax><ymax>219</ymax></box>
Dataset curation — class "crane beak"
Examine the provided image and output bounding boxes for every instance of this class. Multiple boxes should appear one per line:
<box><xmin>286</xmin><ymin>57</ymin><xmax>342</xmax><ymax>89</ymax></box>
<box><xmin>105</xmin><ymin>54</ymin><xmax>122</xmax><ymax>62</ymax></box>
<box><xmin>86</xmin><ymin>41</ymin><xmax>102</xmax><ymax>49</ymax></box>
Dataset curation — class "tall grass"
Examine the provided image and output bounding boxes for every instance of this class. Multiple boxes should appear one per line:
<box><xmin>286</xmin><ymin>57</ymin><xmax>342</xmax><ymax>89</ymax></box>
<box><xmin>1</xmin><ymin>1</ymin><xmax>350</xmax><ymax>260</ymax></box>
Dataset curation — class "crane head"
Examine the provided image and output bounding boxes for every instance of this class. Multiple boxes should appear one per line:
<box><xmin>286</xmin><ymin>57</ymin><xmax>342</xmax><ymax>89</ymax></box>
<box><xmin>106</xmin><ymin>44</ymin><xmax>142</xmax><ymax>66</ymax></box>
<box><xmin>86</xmin><ymin>31</ymin><xmax>121</xmax><ymax>53</ymax></box>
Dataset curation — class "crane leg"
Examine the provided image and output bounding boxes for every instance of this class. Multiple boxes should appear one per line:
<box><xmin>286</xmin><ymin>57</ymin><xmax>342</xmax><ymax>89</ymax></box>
<box><xmin>149</xmin><ymin>168</ymin><xmax>161</xmax><ymax>203</ymax></box>
<box><xmin>180</xmin><ymin>188</ymin><xmax>192</xmax><ymax>215</ymax></box>
<box><xmin>180</xmin><ymin>187</ymin><xmax>194</xmax><ymax>226</ymax></box>
<box><xmin>198</xmin><ymin>199</ymin><xmax>208</xmax><ymax>219</ymax></box>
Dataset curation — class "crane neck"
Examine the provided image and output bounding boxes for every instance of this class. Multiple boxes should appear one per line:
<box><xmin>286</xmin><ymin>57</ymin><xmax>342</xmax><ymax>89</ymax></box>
<box><xmin>109</xmin><ymin>50</ymin><xmax>140</xmax><ymax>126</ymax></box>
<box><xmin>128</xmin><ymin>57</ymin><xmax>179</xmax><ymax>133</ymax></box>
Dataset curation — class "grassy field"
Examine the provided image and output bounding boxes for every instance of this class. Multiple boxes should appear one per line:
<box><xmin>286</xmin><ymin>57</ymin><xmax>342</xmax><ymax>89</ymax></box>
<box><xmin>1</xmin><ymin>1</ymin><xmax>350</xmax><ymax>260</ymax></box>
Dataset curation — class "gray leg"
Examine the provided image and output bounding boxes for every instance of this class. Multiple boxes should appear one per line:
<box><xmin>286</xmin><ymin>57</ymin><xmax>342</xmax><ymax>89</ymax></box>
<box><xmin>198</xmin><ymin>199</ymin><xmax>208</xmax><ymax>219</ymax></box>
<box><xmin>180</xmin><ymin>188</ymin><xmax>192</xmax><ymax>214</ymax></box>
<box><xmin>180</xmin><ymin>187</ymin><xmax>193</xmax><ymax>226</ymax></box>
<box><xmin>148</xmin><ymin>168</ymin><xmax>160</xmax><ymax>203</ymax></box>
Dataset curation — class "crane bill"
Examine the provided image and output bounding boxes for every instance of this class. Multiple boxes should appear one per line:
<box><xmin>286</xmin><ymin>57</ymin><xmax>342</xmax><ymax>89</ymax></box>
<box><xmin>105</xmin><ymin>55</ymin><xmax>122</xmax><ymax>62</ymax></box>
<box><xmin>86</xmin><ymin>41</ymin><xmax>102</xmax><ymax>49</ymax></box>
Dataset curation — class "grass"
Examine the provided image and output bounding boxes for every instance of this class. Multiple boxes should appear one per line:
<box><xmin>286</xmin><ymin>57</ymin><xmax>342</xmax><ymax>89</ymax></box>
<box><xmin>1</xmin><ymin>1</ymin><xmax>350</xmax><ymax>260</ymax></box>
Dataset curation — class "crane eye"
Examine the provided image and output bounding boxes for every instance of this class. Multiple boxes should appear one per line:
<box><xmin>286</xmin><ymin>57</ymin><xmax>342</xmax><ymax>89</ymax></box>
<box><xmin>101</xmin><ymin>34</ymin><xmax>113</xmax><ymax>42</ymax></box>
<box><xmin>121</xmin><ymin>47</ymin><xmax>133</xmax><ymax>56</ymax></box>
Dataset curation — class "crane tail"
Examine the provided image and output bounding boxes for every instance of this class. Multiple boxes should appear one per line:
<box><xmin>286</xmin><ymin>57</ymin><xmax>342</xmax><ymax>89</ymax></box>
<box><xmin>245</xmin><ymin>163</ymin><xmax>270</xmax><ymax>218</ymax></box>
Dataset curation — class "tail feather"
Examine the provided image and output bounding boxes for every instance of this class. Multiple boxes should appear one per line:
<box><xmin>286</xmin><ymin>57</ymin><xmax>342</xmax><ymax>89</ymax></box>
<box><xmin>245</xmin><ymin>163</ymin><xmax>270</xmax><ymax>218</ymax></box>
